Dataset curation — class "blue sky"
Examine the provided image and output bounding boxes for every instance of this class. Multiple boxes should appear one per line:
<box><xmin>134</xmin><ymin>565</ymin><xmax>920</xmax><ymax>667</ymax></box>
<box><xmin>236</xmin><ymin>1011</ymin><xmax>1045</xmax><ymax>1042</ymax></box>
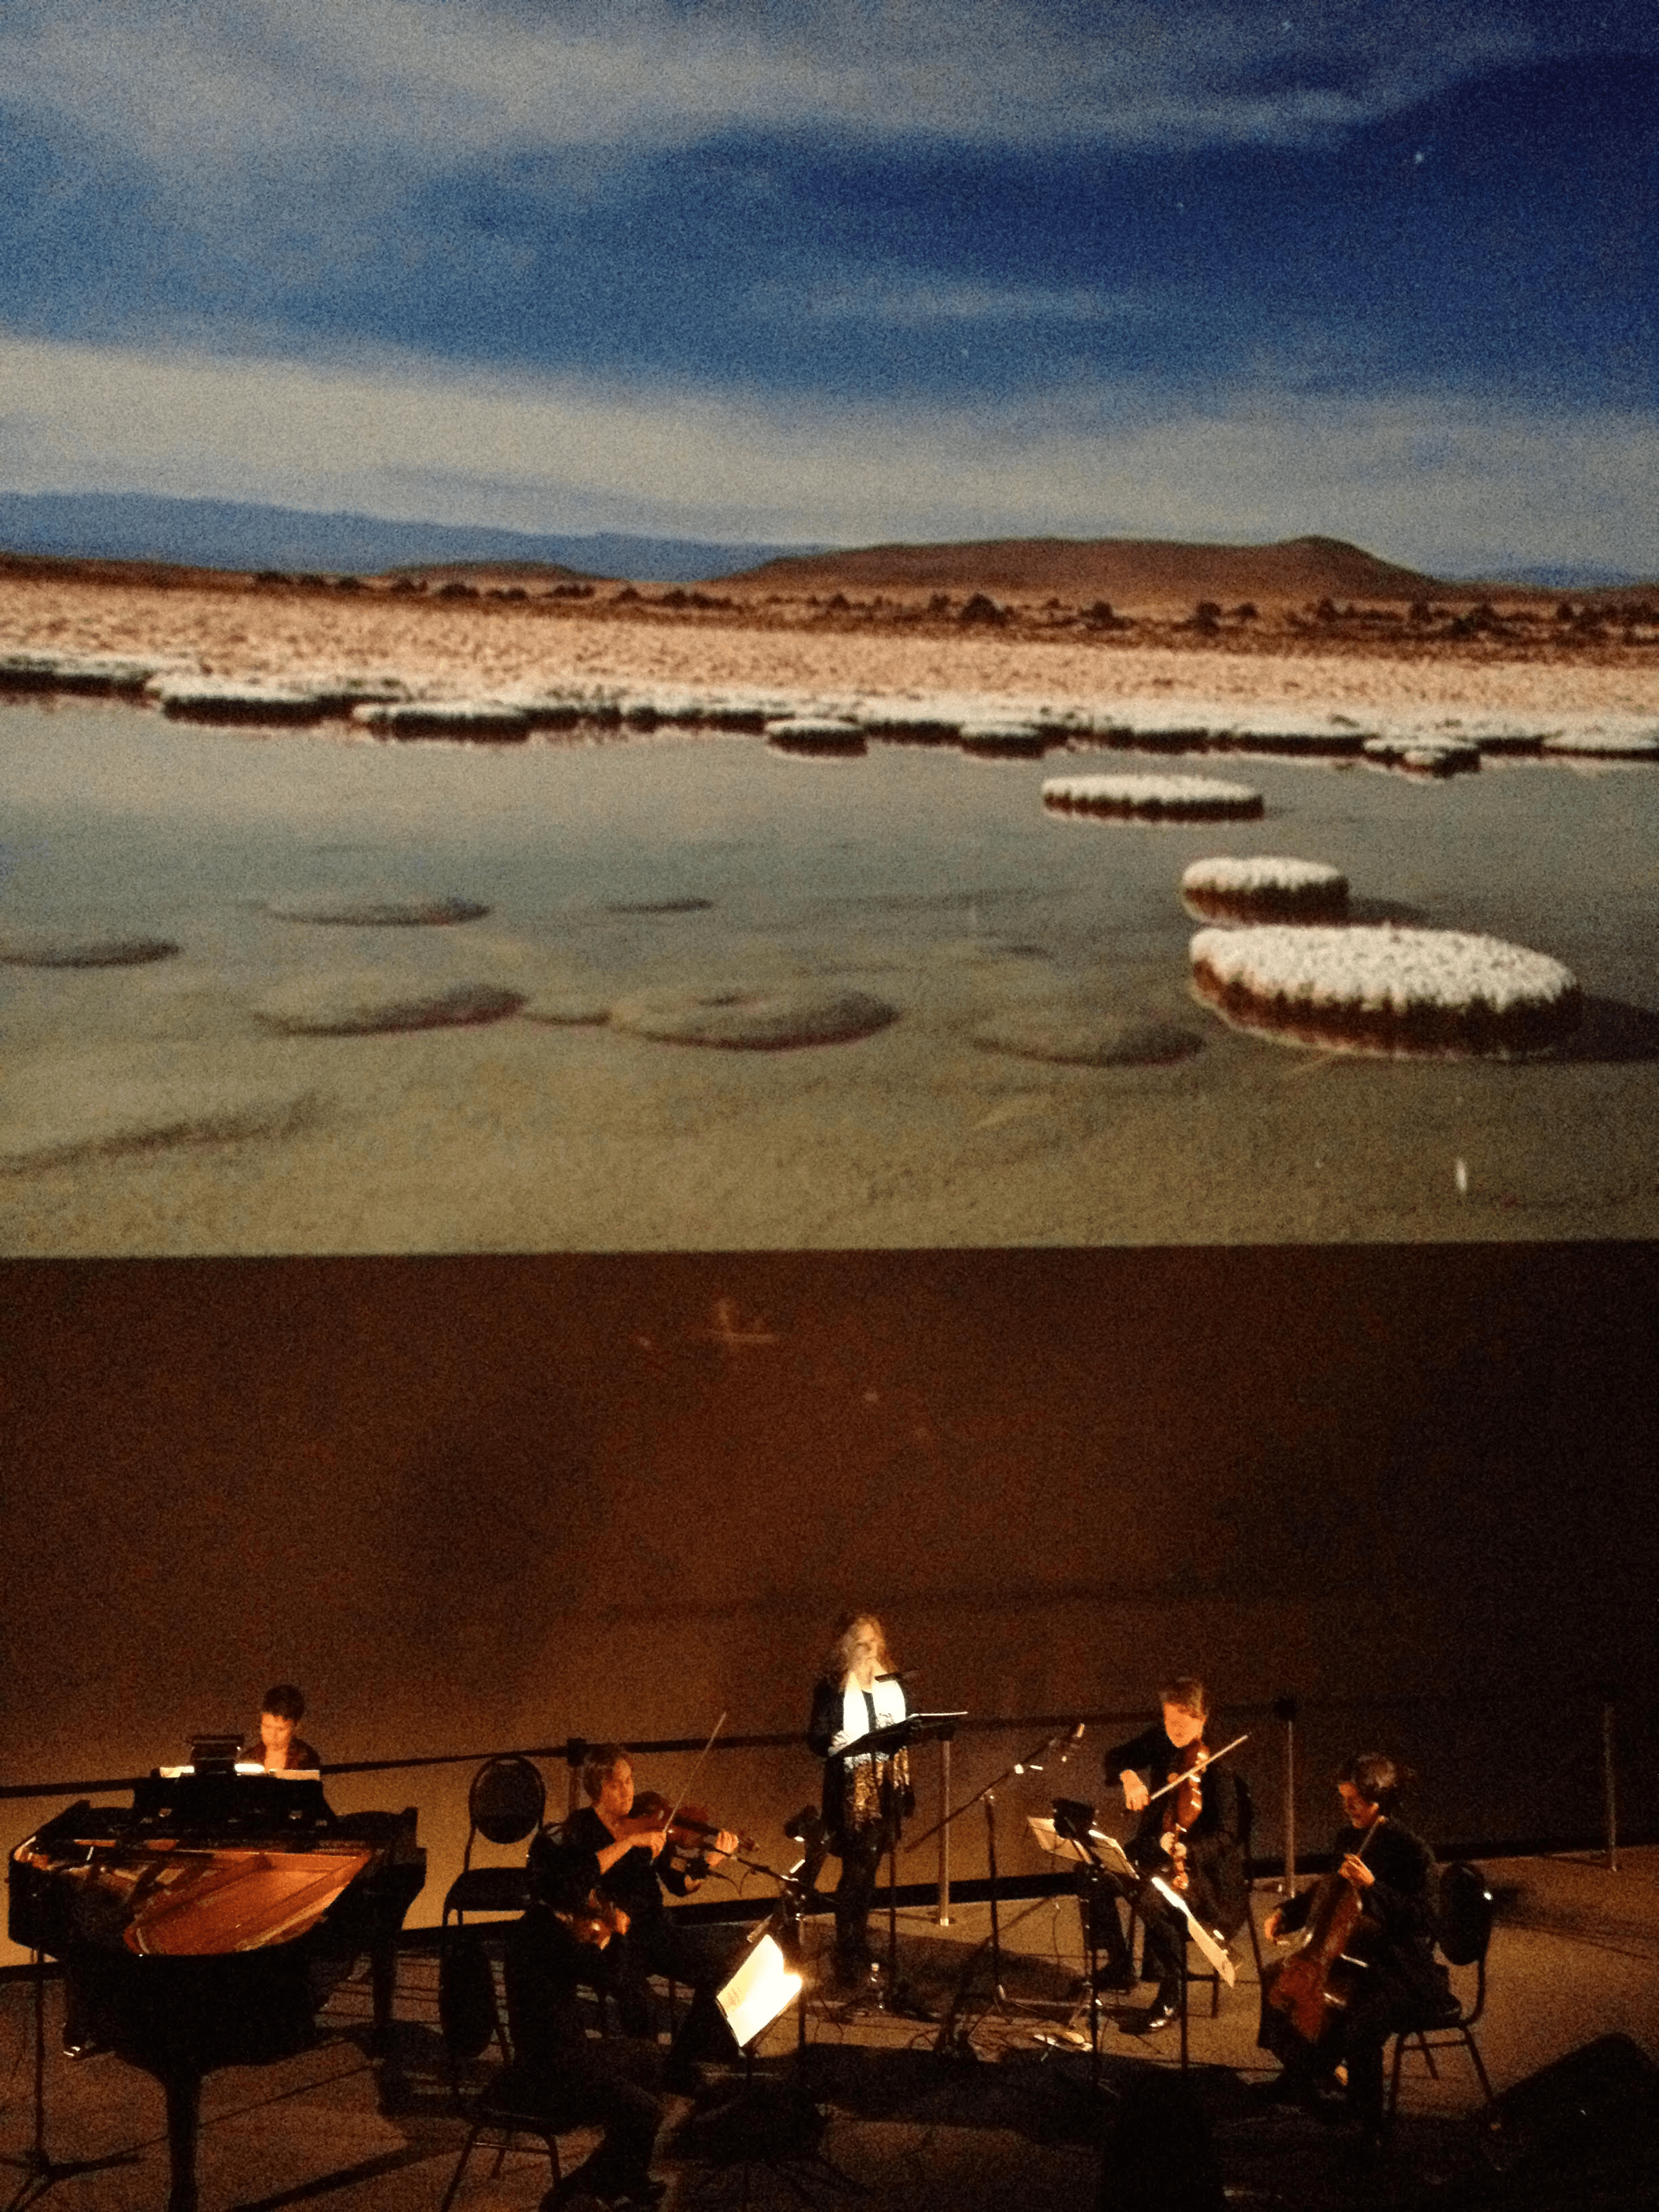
<box><xmin>1</xmin><ymin>1</ymin><xmax>1656</xmax><ymax>570</ymax></box>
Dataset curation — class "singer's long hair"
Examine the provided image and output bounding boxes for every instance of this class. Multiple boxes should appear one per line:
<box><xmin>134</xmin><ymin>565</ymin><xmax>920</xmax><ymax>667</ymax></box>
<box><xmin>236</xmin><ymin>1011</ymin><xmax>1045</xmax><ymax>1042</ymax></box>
<box><xmin>826</xmin><ymin>1612</ymin><xmax>893</xmax><ymax>1688</ymax></box>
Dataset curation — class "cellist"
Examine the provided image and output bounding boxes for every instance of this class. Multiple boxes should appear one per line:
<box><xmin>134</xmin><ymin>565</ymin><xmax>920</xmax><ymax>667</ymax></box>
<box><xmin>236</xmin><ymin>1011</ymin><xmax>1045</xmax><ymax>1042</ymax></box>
<box><xmin>1256</xmin><ymin>1753</ymin><xmax>1448</xmax><ymax>2152</ymax></box>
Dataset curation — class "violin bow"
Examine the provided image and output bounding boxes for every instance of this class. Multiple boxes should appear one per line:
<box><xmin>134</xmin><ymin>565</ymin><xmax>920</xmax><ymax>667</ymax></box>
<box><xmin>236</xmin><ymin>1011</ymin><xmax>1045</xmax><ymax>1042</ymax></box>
<box><xmin>664</xmin><ymin>1708</ymin><xmax>728</xmax><ymax>1833</ymax></box>
<box><xmin>1141</xmin><ymin>1731</ymin><xmax>1250</xmax><ymax>1809</ymax></box>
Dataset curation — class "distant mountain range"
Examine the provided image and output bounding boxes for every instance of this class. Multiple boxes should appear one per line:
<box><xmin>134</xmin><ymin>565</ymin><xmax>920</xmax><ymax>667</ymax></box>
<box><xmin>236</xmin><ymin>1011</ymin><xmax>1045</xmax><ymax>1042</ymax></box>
<box><xmin>0</xmin><ymin>491</ymin><xmax>825</xmax><ymax>584</ymax></box>
<box><xmin>0</xmin><ymin>491</ymin><xmax>1648</xmax><ymax>601</ymax></box>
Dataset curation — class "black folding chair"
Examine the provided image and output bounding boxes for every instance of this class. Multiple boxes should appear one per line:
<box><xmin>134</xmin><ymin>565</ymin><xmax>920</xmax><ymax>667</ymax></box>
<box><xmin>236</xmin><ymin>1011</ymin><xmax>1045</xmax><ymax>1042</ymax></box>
<box><xmin>439</xmin><ymin>1757</ymin><xmax>548</xmax><ymax>2086</ymax></box>
<box><xmin>1385</xmin><ymin>1860</ymin><xmax>1498</xmax><ymax>2130</ymax></box>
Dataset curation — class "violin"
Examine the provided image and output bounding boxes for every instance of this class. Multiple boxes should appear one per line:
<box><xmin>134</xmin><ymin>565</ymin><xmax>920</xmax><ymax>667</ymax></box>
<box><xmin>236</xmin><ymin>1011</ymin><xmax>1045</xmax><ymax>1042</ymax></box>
<box><xmin>630</xmin><ymin>1790</ymin><xmax>751</xmax><ymax>1864</ymax></box>
<box><xmin>1160</xmin><ymin>1740</ymin><xmax>1206</xmax><ymax>1893</ymax></box>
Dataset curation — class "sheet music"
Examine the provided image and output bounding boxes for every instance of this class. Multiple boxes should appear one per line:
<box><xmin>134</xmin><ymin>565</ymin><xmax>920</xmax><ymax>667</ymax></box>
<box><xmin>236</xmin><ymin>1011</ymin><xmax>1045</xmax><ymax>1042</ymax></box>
<box><xmin>1025</xmin><ymin>1816</ymin><xmax>1137</xmax><ymax>1881</ymax></box>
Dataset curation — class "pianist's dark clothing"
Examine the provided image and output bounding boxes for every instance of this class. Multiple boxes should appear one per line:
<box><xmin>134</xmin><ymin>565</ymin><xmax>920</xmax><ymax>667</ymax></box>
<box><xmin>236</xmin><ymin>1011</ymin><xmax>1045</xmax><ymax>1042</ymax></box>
<box><xmin>504</xmin><ymin>1908</ymin><xmax>662</xmax><ymax>2200</ymax></box>
<box><xmin>533</xmin><ymin>1811</ymin><xmax>743</xmax><ymax>2064</ymax></box>
<box><xmin>1258</xmin><ymin>1815</ymin><xmax>1448</xmax><ymax>2129</ymax></box>
<box><xmin>249</xmin><ymin>1736</ymin><xmax>323</xmax><ymax>1772</ymax></box>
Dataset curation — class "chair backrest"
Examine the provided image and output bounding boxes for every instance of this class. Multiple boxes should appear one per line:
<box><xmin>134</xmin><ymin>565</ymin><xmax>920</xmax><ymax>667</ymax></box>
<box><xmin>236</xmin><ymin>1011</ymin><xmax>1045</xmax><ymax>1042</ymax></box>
<box><xmin>467</xmin><ymin>1757</ymin><xmax>547</xmax><ymax>1855</ymax></box>
<box><xmin>1437</xmin><ymin>1860</ymin><xmax>1495</xmax><ymax>1968</ymax></box>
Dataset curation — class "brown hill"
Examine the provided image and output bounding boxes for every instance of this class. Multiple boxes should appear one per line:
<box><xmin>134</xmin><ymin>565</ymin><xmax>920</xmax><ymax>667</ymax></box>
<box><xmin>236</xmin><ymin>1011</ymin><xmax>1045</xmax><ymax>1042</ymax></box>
<box><xmin>0</xmin><ymin>548</ymin><xmax>250</xmax><ymax>591</ymax></box>
<box><xmin>719</xmin><ymin>533</ymin><xmax>1443</xmax><ymax>605</ymax></box>
<box><xmin>384</xmin><ymin>559</ymin><xmax>609</xmax><ymax>586</ymax></box>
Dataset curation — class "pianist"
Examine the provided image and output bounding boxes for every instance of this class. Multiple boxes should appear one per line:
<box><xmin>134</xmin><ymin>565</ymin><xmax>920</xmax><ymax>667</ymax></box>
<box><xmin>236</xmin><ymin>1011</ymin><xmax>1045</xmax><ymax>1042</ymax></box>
<box><xmin>251</xmin><ymin>1685</ymin><xmax>323</xmax><ymax>1773</ymax></box>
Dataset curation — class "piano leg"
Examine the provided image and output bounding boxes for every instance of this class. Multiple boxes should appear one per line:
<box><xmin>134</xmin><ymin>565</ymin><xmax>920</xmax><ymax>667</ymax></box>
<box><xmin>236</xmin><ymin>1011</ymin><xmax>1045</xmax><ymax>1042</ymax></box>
<box><xmin>369</xmin><ymin>1935</ymin><xmax>400</xmax><ymax>2053</ymax></box>
<box><xmin>163</xmin><ymin>2067</ymin><xmax>202</xmax><ymax>2212</ymax></box>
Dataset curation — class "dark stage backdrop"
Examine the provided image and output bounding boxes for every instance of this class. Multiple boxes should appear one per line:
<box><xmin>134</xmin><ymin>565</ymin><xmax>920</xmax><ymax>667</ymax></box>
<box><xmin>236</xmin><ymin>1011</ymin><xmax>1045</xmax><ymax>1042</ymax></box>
<box><xmin>3</xmin><ymin>1242</ymin><xmax>1656</xmax><ymax>1967</ymax></box>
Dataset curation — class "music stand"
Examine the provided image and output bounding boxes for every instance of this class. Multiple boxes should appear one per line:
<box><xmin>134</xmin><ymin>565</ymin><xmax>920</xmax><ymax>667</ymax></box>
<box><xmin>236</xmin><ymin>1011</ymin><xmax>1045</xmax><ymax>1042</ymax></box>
<box><xmin>837</xmin><ymin>1713</ymin><xmax>963</xmax><ymax>2018</ymax></box>
<box><xmin>907</xmin><ymin>1723</ymin><xmax>1088</xmax><ymax>2022</ymax></box>
<box><xmin>682</xmin><ymin>1822</ymin><xmax>865</xmax><ymax>2206</ymax></box>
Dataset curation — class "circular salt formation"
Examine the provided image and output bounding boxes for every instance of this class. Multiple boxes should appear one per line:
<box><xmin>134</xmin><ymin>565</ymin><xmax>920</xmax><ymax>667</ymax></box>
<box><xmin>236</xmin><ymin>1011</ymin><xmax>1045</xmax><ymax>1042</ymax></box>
<box><xmin>253</xmin><ymin>974</ymin><xmax>525</xmax><ymax>1036</ymax></box>
<box><xmin>959</xmin><ymin>722</ymin><xmax>1048</xmax><ymax>756</ymax></box>
<box><xmin>519</xmin><ymin>989</ymin><xmax>613</xmax><ymax>1026</ymax></box>
<box><xmin>970</xmin><ymin>1007</ymin><xmax>1203</xmax><ymax>1067</ymax></box>
<box><xmin>612</xmin><ymin>984</ymin><xmax>897</xmax><ymax>1050</ymax></box>
<box><xmin>0</xmin><ymin>1050</ymin><xmax>315</xmax><ymax>1172</ymax></box>
<box><xmin>39</xmin><ymin>655</ymin><xmax>159</xmax><ymax>696</ymax></box>
<box><xmin>1189</xmin><ymin>926</ymin><xmax>1580</xmax><ymax>1057</ymax></box>
<box><xmin>0</xmin><ymin>926</ymin><xmax>180</xmax><ymax>968</ymax></box>
<box><xmin>1180</xmin><ymin>857</ymin><xmax>1349</xmax><ymax>924</ymax></box>
<box><xmin>1042</xmin><ymin>774</ymin><xmax>1263</xmax><ymax>821</ymax></box>
<box><xmin>765</xmin><ymin>716</ymin><xmax>867</xmax><ymax>756</ymax></box>
<box><xmin>148</xmin><ymin>678</ymin><xmax>325</xmax><ymax>724</ymax></box>
<box><xmin>1542</xmin><ymin>729</ymin><xmax>1659</xmax><ymax>760</ymax></box>
<box><xmin>1362</xmin><ymin>735</ymin><xmax>1480</xmax><ymax>777</ymax></box>
<box><xmin>264</xmin><ymin>890</ymin><xmax>488</xmax><ymax>926</ymax></box>
<box><xmin>603</xmin><ymin>897</ymin><xmax>714</xmax><ymax>915</ymax></box>
<box><xmin>351</xmin><ymin>701</ymin><xmax>531</xmax><ymax>740</ymax></box>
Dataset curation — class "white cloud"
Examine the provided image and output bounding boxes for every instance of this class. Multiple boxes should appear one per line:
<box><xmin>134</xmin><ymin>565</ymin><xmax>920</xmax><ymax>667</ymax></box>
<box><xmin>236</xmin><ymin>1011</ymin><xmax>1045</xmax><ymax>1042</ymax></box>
<box><xmin>1</xmin><ymin>331</ymin><xmax>1654</xmax><ymax>576</ymax></box>
<box><xmin>0</xmin><ymin>0</ymin><xmax>1542</xmax><ymax>179</ymax></box>
<box><xmin>775</xmin><ymin>277</ymin><xmax>1151</xmax><ymax>327</ymax></box>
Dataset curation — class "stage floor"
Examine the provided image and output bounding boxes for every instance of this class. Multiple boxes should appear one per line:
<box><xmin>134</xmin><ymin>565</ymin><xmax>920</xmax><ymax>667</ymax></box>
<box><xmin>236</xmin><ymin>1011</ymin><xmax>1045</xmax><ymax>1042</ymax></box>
<box><xmin>5</xmin><ymin>1849</ymin><xmax>1658</xmax><ymax>2211</ymax></box>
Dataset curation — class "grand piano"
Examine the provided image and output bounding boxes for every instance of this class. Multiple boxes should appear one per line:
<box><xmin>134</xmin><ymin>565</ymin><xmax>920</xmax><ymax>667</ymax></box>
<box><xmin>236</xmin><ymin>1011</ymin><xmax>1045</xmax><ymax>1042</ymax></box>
<box><xmin>9</xmin><ymin>1753</ymin><xmax>426</xmax><ymax>2212</ymax></box>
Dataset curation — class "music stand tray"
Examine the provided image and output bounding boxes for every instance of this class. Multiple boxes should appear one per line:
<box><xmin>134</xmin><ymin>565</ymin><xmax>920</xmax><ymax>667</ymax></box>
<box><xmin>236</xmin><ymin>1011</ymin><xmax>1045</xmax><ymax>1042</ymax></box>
<box><xmin>1026</xmin><ymin>1817</ymin><xmax>1136</xmax><ymax>1881</ymax></box>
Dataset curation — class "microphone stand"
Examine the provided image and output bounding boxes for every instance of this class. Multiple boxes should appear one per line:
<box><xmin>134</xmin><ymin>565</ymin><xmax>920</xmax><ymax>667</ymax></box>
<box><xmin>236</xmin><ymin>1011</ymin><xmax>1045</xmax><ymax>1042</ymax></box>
<box><xmin>907</xmin><ymin>1724</ymin><xmax>1086</xmax><ymax>2026</ymax></box>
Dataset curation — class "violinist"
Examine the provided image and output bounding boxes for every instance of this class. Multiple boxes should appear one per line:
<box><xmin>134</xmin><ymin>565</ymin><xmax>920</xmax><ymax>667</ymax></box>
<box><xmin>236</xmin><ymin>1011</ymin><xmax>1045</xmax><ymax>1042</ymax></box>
<box><xmin>532</xmin><ymin>1744</ymin><xmax>747</xmax><ymax>2092</ymax></box>
<box><xmin>504</xmin><ymin>1862</ymin><xmax>668</xmax><ymax>2209</ymax></box>
<box><xmin>1105</xmin><ymin>1677</ymin><xmax>1248</xmax><ymax>2033</ymax></box>
<box><xmin>1256</xmin><ymin>1753</ymin><xmax>1448</xmax><ymax>2152</ymax></box>
<box><xmin>807</xmin><ymin>1611</ymin><xmax>914</xmax><ymax>1994</ymax></box>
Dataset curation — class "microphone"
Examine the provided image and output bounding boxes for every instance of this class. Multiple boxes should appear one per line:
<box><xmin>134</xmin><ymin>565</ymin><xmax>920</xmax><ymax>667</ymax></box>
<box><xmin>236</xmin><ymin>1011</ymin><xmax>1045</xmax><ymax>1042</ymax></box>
<box><xmin>1015</xmin><ymin>1722</ymin><xmax>1085</xmax><ymax>1776</ymax></box>
<box><xmin>876</xmin><ymin>1670</ymin><xmax>917</xmax><ymax>1683</ymax></box>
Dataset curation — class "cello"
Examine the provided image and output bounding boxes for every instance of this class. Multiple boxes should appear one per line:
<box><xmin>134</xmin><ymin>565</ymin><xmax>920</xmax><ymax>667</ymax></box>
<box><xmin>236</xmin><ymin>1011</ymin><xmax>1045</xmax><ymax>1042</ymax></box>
<box><xmin>1263</xmin><ymin>1814</ymin><xmax>1387</xmax><ymax>2045</ymax></box>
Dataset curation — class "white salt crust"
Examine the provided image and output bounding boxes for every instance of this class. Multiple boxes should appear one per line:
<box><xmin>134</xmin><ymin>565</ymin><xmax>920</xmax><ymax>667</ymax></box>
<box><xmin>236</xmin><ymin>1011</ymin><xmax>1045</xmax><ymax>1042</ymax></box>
<box><xmin>1043</xmin><ymin>773</ymin><xmax>1263</xmax><ymax>819</ymax></box>
<box><xmin>1182</xmin><ymin>857</ymin><xmax>1345</xmax><ymax>895</ymax></box>
<box><xmin>352</xmin><ymin>701</ymin><xmax>531</xmax><ymax>735</ymax></box>
<box><xmin>147</xmin><ymin>678</ymin><xmax>325</xmax><ymax>720</ymax></box>
<box><xmin>1190</xmin><ymin>925</ymin><xmax>1580</xmax><ymax>1056</ymax></box>
<box><xmin>1181</xmin><ymin>856</ymin><xmax>1349</xmax><ymax>923</ymax></box>
<box><xmin>1542</xmin><ymin>729</ymin><xmax>1659</xmax><ymax>758</ymax></box>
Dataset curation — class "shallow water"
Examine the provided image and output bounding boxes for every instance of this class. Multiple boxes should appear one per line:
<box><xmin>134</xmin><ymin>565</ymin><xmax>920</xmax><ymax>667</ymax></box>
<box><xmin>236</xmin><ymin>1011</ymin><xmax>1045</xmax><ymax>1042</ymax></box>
<box><xmin>3</xmin><ymin>698</ymin><xmax>1657</xmax><ymax>1252</ymax></box>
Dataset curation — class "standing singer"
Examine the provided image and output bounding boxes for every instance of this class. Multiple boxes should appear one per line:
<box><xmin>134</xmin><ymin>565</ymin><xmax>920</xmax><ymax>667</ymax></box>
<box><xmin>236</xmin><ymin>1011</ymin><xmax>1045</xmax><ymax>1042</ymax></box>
<box><xmin>807</xmin><ymin>1612</ymin><xmax>913</xmax><ymax>1993</ymax></box>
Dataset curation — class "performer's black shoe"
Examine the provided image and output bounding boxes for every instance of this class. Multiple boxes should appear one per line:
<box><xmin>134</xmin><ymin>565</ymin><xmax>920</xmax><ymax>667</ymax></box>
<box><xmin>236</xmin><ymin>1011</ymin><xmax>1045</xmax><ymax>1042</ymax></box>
<box><xmin>883</xmin><ymin>1980</ymin><xmax>938</xmax><ymax>2023</ymax></box>
<box><xmin>1137</xmin><ymin>1984</ymin><xmax>1181</xmax><ymax>2034</ymax></box>
<box><xmin>1242</xmin><ymin>2074</ymin><xmax>1298</xmax><ymax>2111</ymax></box>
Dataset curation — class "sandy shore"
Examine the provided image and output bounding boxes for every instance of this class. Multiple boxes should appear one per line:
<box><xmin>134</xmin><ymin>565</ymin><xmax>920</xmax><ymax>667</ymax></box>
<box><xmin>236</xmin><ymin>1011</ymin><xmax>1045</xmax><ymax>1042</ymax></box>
<box><xmin>5</xmin><ymin>570</ymin><xmax>1659</xmax><ymax>724</ymax></box>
